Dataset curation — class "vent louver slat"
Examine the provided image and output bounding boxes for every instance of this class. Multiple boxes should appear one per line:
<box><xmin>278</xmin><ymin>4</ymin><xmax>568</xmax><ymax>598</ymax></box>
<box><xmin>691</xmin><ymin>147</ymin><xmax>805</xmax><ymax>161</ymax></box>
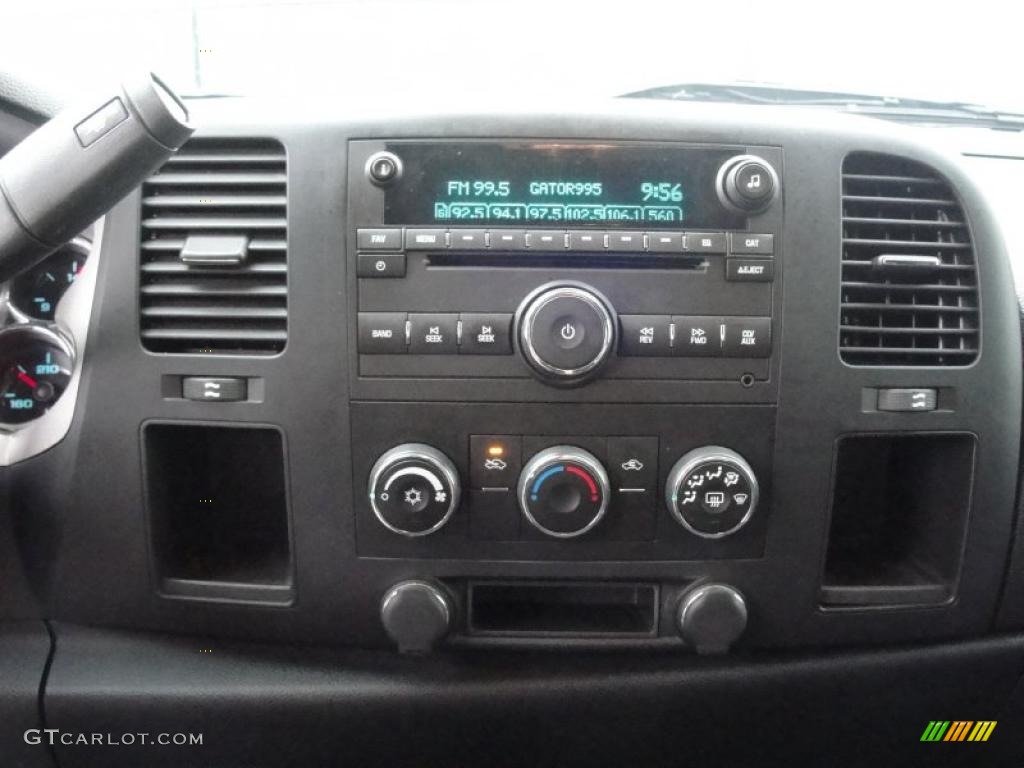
<box><xmin>139</xmin><ymin>138</ymin><xmax>287</xmax><ymax>354</ymax></box>
<box><xmin>840</xmin><ymin>153</ymin><xmax>978</xmax><ymax>366</ymax></box>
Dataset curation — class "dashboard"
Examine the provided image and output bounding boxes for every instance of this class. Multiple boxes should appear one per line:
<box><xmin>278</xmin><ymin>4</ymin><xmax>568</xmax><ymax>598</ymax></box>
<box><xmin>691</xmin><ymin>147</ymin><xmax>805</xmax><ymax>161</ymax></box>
<box><xmin>3</xmin><ymin>91</ymin><xmax>1024</xmax><ymax>766</ymax></box>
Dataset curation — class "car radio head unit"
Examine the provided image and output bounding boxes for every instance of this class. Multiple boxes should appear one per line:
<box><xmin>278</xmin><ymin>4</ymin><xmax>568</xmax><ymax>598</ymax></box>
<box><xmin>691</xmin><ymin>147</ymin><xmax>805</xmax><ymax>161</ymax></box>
<box><xmin>381</xmin><ymin>141</ymin><xmax>749</xmax><ymax>230</ymax></box>
<box><xmin>347</xmin><ymin>138</ymin><xmax>782</xmax><ymax>393</ymax></box>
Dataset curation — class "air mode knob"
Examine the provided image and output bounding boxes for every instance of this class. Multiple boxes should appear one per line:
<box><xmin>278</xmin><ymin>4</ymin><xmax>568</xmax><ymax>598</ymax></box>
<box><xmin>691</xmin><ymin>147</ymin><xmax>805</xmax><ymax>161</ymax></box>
<box><xmin>717</xmin><ymin>154</ymin><xmax>779</xmax><ymax>214</ymax></box>
<box><xmin>368</xmin><ymin>444</ymin><xmax>460</xmax><ymax>536</ymax></box>
<box><xmin>665</xmin><ymin>446</ymin><xmax>759</xmax><ymax>539</ymax></box>
<box><xmin>515</xmin><ymin>283</ymin><xmax>617</xmax><ymax>386</ymax></box>
<box><xmin>518</xmin><ymin>446</ymin><xmax>610</xmax><ymax>538</ymax></box>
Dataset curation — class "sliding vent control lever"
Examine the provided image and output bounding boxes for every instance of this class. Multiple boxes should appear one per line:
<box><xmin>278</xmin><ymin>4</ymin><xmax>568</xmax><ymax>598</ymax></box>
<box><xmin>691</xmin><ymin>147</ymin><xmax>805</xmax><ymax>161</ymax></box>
<box><xmin>0</xmin><ymin>72</ymin><xmax>194</xmax><ymax>281</ymax></box>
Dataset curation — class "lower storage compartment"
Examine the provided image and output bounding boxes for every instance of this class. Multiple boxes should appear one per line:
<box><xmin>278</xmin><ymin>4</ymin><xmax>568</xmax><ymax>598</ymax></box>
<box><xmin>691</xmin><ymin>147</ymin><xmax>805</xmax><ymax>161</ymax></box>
<box><xmin>468</xmin><ymin>581</ymin><xmax>658</xmax><ymax>637</ymax></box>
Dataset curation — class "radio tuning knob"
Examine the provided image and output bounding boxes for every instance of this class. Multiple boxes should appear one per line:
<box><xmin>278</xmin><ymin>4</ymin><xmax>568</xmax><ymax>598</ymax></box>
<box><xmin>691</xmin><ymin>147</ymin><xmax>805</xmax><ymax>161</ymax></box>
<box><xmin>515</xmin><ymin>282</ymin><xmax>617</xmax><ymax>386</ymax></box>
<box><xmin>368</xmin><ymin>444</ymin><xmax>460</xmax><ymax>536</ymax></box>
<box><xmin>717</xmin><ymin>154</ymin><xmax>779</xmax><ymax>214</ymax></box>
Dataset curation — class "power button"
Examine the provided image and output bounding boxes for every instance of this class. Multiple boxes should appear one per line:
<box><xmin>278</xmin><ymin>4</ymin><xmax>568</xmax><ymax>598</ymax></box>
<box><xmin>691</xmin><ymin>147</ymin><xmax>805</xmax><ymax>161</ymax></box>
<box><xmin>517</xmin><ymin>284</ymin><xmax>616</xmax><ymax>385</ymax></box>
<box><xmin>553</xmin><ymin>316</ymin><xmax>586</xmax><ymax>350</ymax></box>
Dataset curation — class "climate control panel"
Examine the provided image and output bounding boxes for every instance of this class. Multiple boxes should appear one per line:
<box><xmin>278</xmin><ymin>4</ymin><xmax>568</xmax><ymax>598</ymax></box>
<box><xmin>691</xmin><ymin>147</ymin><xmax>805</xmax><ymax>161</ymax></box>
<box><xmin>353</xmin><ymin>401</ymin><xmax>772</xmax><ymax>562</ymax></box>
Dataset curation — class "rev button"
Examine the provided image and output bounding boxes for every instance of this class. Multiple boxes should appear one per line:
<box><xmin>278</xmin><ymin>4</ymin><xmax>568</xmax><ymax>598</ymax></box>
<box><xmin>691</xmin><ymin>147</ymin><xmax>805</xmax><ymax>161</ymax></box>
<box><xmin>619</xmin><ymin>315</ymin><xmax>671</xmax><ymax>356</ymax></box>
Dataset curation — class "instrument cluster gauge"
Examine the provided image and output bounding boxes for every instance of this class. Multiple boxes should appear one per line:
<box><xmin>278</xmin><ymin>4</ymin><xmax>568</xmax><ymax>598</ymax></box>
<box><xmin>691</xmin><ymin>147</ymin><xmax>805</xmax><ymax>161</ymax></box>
<box><xmin>9</xmin><ymin>240</ymin><xmax>89</xmax><ymax>321</ymax></box>
<box><xmin>0</xmin><ymin>326</ymin><xmax>74</xmax><ymax>426</ymax></box>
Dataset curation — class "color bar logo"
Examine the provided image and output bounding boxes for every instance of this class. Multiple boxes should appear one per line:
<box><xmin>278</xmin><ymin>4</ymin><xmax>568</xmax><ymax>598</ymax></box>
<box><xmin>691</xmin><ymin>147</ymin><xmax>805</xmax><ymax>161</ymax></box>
<box><xmin>920</xmin><ymin>721</ymin><xmax>996</xmax><ymax>742</ymax></box>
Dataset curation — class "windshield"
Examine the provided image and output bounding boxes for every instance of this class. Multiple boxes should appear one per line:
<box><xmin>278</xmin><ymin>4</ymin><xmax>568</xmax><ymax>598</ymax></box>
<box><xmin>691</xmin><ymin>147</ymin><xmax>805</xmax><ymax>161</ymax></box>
<box><xmin>2</xmin><ymin>0</ymin><xmax>1019</xmax><ymax>115</ymax></box>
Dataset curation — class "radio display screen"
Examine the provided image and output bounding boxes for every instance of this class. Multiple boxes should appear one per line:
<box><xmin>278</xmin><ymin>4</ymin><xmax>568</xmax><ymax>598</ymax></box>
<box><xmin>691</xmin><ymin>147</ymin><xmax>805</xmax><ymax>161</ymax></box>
<box><xmin>383</xmin><ymin>142</ymin><xmax>746</xmax><ymax>229</ymax></box>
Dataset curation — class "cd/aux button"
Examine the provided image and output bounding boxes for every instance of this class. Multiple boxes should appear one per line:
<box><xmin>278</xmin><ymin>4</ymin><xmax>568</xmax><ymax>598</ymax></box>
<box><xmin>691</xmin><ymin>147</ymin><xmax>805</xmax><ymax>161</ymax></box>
<box><xmin>722</xmin><ymin>317</ymin><xmax>771</xmax><ymax>357</ymax></box>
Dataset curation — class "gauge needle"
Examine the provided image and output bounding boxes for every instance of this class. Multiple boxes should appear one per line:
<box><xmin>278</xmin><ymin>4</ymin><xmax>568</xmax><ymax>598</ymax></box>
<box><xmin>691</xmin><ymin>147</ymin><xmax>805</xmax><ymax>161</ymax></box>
<box><xmin>16</xmin><ymin>368</ymin><xmax>38</xmax><ymax>388</ymax></box>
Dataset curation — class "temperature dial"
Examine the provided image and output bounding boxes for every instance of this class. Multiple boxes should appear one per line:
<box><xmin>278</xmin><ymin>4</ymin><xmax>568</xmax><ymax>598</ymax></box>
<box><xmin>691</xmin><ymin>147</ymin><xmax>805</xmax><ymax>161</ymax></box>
<box><xmin>665</xmin><ymin>446</ymin><xmax>759</xmax><ymax>539</ymax></box>
<box><xmin>0</xmin><ymin>326</ymin><xmax>74</xmax><ymax>425</ymax></box>
<box><xmin>518</xmin><ymin>446</ymin><xmax>610</xmax><ymax>538</ymax></box>
<box><xmin>368</xmin><ymin>444</ymin><xmax>460</xmax><ymax>537</ymax></box>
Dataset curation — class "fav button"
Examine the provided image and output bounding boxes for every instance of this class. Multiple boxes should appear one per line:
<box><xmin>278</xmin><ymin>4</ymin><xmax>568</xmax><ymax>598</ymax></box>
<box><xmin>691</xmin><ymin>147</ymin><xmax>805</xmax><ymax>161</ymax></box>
<box><xmin>356</xmin><ymin>228</ymin><xmax>403</xmax><ymax>250</ymax></box>
<box><xmin>409</xmin><ymin>313</ymin><xmax>459</xmax><ymax>354</ymax></box>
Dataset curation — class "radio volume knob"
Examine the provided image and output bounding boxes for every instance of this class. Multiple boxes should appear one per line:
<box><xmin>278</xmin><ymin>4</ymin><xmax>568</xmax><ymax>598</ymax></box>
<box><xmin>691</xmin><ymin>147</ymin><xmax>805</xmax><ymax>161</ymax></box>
<box><xmin>717</xmin><ymin>155</ymin><xmax>779</xmax><ymax>214</ymax></box>
<box><xmin>515</xmin><ymin>283</ymin><xmax>617</xmax><ymax>386</ymax></box>
<box><xmin>368</xmin><ymin>444</ymin><xmax>460</xmax><ymax>536</ymax></box>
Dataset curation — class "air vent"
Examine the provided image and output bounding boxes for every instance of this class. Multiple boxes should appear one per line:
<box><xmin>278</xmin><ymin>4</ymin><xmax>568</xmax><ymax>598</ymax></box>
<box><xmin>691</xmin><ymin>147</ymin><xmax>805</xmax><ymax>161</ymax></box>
<box><xmin>139</xmin><ymin>138</ymin><xmax>287</xmax><ymax>354</ymax></box>
<box><xmin>840</xmin><ymin>153</ymin><xmax>978</xmax><ymax>366</ymax></box>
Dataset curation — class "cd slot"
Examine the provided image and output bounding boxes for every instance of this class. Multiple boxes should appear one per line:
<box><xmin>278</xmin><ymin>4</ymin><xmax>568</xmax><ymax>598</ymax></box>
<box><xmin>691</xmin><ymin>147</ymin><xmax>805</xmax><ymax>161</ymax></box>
<box><xmin>427</xmin><ymin>251</ymin><xmax>706</xmax><ymax>270</ymax></box>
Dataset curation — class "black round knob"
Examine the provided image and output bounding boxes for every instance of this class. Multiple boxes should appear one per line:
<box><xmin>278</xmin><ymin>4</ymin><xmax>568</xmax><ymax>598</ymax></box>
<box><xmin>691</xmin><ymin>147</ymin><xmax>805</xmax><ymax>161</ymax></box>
<box><xmin>366</xmin><ymin>150</ymin><xmax>402</xmax><ymax>186</ymax></box>
<box><xmin>368</xmin><ymin>444</ymin><xmax>460</xmax><ymax>537</ymax></box>
<box><xmin>380</xmin><ymin>580</ymin><xmax>453</xmax><ymax>654</ymax></box>
<box><xmin>518</xmin><ymin>446</ymin><xmax>610</xmax><ymax>538</ymax></box>
<box><xmin>717</xmin><ymin>155</ymin><xmax>778</xmax><ymax>214</ymax></box>
<box><xmin>516</xmin><ymin>283</ymin><xmax>616</xmax><ymax>386</ymax></box>
<box><xmin>665</xmin><ymin>446</ymin><xmax>759</xmax><ymax>539</ymax></box>
<box><xmin>676</xmin><ymin>583</ymin><xmax>748</xmax><ymax>654</ymax></box>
